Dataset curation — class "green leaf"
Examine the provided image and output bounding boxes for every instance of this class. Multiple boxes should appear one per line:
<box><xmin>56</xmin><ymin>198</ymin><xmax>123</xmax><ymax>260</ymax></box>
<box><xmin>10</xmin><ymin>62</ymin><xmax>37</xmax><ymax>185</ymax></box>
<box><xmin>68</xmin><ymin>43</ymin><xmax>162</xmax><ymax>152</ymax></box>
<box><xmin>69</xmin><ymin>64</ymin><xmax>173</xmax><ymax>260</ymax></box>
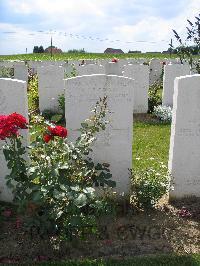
<box><xmin>104</xmin><ymin>179</ymin><xmax>116</xmax><ymax>188</ymax></box>
<box><xmin>105</xmin><ymin>173</ymin><xmax>112</xmax><ymax>179</ymax></box>
<box><xmin>74</xmin><ymin>193</ymin><xmax>87</xmax><ymax>208</ymax></box>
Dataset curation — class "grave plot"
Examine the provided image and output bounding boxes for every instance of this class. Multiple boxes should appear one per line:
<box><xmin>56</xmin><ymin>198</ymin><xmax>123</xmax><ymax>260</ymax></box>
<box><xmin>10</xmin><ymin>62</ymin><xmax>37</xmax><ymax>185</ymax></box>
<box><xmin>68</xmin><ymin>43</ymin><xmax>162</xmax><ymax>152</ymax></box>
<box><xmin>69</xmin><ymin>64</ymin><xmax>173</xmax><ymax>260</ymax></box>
<box><xmin>65</xmin><ymin>74</ymin><xmax>134</xmax><ymax>194</ymax></box>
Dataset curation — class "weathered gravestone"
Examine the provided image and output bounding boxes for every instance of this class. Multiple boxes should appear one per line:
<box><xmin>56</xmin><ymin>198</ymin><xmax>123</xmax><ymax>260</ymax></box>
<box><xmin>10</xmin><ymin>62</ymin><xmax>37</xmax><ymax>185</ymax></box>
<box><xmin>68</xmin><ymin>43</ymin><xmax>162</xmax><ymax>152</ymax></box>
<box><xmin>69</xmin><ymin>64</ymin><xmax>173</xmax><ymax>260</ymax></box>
<box><xmin>162</xmin><ymin>64</ymin><xmax>190</xmax><ymax>107</ymax></box>
<box><xmin>38</xmin><ymin>65</ymin><xmax>64</xmax><ymax>112</ymax></box>
<box><xmin>65</xmin><ymin>74</ymin><xmax>134</xmax><ymax>194</ymax></box>
<box><xmin>123</xmin><ymin>64</ymin><xmax>149</xmax><ymax>113</ymax></box>
<box><xmin>0</xmin><ymin>78</ymin><xmax>28</xmax><ymax>202</ymax></box>
<box><xmin>14</xmin><ymin>64</ymin><xmax>28</xmax><ymax>83</ymax></box>
<box><xmin>168</xmin><ymin>74</ymin><xmax>200</xmax><ymax>199</ymax></box>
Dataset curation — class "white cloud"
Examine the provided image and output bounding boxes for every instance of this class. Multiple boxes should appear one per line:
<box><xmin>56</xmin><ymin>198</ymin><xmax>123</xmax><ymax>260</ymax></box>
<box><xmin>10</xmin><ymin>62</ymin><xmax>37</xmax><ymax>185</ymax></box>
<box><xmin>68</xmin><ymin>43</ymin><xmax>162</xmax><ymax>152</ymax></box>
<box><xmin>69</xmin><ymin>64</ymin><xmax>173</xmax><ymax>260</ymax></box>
<box><xmin>106</xmin><ymin>0</ymin><xmax>200</xmax><ymax>52</ymax></box>
<box><xmin>0</xmin><ymin>0</ymin><xmax>200</xmax><ymax>54</ymax></box>
<box><xmin>7</xmin><ymin>0</ymin><xmax>116</xmax><ymax>17</ymax></box>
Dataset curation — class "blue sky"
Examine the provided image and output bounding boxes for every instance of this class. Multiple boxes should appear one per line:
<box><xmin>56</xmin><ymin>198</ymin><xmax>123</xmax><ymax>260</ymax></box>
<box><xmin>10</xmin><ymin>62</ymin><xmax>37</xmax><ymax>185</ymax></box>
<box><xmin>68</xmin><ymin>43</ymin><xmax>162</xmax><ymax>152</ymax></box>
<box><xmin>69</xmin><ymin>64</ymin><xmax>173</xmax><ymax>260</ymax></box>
<box><xmin>0</xmin><ymin>0</ymin><xmax>199</xmax><ymax>55</ymax></box>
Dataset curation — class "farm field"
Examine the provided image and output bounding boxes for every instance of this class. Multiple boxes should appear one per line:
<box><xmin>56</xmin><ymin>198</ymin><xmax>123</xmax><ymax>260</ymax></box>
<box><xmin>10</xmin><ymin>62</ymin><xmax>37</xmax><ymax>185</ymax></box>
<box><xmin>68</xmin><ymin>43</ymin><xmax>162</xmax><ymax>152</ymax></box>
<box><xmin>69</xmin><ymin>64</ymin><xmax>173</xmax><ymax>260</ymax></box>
<box><xmin>0</xmin><ymin>52</ymin><xmax>176</xmax><ymax>61</ymax></box>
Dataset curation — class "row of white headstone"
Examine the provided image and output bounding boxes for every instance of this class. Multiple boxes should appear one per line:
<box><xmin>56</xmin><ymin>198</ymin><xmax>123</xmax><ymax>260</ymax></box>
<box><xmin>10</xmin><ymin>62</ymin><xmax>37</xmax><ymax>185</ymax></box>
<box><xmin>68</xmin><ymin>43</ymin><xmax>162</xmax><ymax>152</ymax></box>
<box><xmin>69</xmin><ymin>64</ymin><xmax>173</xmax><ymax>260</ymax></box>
<box><xmin>37</xmin><ymin>63</ymin><xmax>149</xmax><ymax>114</ymax></box>
<box><xmin>0</xmin><ymin>72</ymin><xmax>200</xmax><ymax>202</ymax></box>
<box><xmin>0</xmin><ymin>58</ymin><xmax>193</xmax><ymax>112</ymax></box>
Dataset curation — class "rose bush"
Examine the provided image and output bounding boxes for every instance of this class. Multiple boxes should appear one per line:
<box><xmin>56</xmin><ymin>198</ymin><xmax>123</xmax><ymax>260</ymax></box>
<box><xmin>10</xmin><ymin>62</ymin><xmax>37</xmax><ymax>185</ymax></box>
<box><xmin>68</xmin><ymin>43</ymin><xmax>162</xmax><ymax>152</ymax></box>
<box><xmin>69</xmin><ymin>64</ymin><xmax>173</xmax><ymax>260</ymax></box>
<box><xmin>1</xmin><ymin>97</ymin><xmax>116</xmax><ymax>238</ymax></box>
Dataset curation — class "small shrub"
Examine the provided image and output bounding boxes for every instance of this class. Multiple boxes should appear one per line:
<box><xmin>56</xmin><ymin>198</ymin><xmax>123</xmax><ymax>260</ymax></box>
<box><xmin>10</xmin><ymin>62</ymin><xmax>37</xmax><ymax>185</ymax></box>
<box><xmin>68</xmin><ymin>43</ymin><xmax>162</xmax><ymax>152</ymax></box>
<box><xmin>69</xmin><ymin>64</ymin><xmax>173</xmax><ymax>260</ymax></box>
<box><xmin>153</xmin><ymin>105</ymin><xmax>172</xmax><ymax>123</ymax></box>
<box><xmin>148</xmin><ymin>82</ymin><xmax>162</xmax><ymax>113</ymax></box>
<box><xmin>131</xmin><ymin>161</ymin><xmax>169</xmax><ymax>209</ymax></box>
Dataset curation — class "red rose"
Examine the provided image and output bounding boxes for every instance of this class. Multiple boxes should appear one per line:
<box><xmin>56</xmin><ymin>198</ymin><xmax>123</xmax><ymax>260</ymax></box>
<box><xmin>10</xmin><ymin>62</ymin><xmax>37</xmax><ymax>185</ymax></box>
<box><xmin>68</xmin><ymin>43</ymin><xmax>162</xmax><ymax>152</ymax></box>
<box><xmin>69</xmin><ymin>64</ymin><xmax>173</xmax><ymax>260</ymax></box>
<box><xmin>48</xmin><ymin>125</ymin><xmax>68</xmax><ymax>138</ymax></box>
<box><xmin>43</xmin><ymin>134</ymin><xmax>52</xmax><ymax>143</ymax></box>
<box><xmin>111</xmin><ymin>58</ymin><xmax>118</xmax><ymax>63</ymax></box>
<box><xmin>7</xmin><ymin>113</ymin><xmax>28</xmax><ymax>129</ymax></box>
<box><xmin>0</xmin><ymin>113</ymin><xmax>28</xmax><ymax>140</ymax></box>
<box><xmin>0</xmin><ymin>115</ymin><xmax>18</xmax><ymax>139</ymax></box>
<box><xmin>44</xmin><ymin>125</ymin><xmax>68</xmax><ymax>143</ymax></box>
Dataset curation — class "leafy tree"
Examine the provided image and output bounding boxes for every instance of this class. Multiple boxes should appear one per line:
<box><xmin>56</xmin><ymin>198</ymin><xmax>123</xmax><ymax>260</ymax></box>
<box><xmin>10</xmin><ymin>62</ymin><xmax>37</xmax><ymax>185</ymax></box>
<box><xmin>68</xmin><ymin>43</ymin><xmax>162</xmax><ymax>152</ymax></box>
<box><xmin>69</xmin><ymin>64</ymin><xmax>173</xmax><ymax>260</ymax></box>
<box><xmin>67</xmin><ymin>48</ymin><xmax>86</xmax><ymax>53</ymax></box>
<box><xmin>33</xmin><ymin>45</ymin><xmax>45</xmax><ymax>53</ymax></box>
<box><xmin>38</xmin><ymin>46</ymin><xmax>44</xmax><ymax>53</ymax></box>
<box><xmin>33</xmin><ymin>46</ymin><xmax>39</xmax><ymax>53</ymax></box>
<box><xmin>170</xmin><ymin>13</ymin><xmax>200</xmax><ymax>73</ymax></box>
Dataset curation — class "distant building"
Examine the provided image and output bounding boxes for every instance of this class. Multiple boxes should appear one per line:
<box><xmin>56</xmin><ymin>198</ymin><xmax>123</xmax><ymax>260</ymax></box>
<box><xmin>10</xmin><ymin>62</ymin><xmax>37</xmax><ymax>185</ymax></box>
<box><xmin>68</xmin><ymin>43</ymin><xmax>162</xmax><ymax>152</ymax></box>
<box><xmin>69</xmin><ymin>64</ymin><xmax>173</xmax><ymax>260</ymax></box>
<box><xmin>45</xmin><ymin>47</ymin><xmax>62</xmax><ymax>54</ymax></box>
<box><xmin>128</xmin><ymin>50</ymin><xmax>141</xmax><ymax>53</ymax></box>
<box><xmin>104</xmin><ymin>48</ymin><xmax>124</xmax><ymax>54</ymax></box>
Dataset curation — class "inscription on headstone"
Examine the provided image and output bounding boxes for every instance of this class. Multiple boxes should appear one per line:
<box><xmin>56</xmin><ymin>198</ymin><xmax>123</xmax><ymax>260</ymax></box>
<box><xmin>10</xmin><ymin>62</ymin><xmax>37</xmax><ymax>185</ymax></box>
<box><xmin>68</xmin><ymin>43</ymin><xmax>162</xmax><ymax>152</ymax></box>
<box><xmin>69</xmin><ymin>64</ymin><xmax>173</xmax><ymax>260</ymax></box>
<box><xmin>168</xmin><ymin>74</ymin><xmax>200</xmax><ymax>199</ymax></box>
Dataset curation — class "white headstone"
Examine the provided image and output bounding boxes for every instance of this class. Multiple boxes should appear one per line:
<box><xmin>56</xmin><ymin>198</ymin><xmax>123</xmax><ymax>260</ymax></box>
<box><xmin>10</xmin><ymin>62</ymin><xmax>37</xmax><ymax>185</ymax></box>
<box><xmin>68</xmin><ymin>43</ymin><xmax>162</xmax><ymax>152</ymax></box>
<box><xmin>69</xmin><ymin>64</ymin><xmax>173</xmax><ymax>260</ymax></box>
<box><xmin>149</xmin><ymin>59</ymin><xmax>162</xmax><ymax>86</ymax></box>
<box><xmin>38</xmin><ymin>65</ymin><xmax>65</xmax><ymax>112</ymax></box>
<box><xmin>105</xmin><ymin>62</ymin><xmax>122</xmax><ymax>75</ymax></box>
<box><xmin>0</xmin><ymin>61</ymin><xmax>14</xmax><ymax>68</ymax></box>
<box><xmin>14</xmin><ymin>64</ymin><xmax>28</xmax><ymax>83</ymax></box>
<box><xmin>162</xmin><ymin>64</ymin><xmax>190</xmax><ymax>107</ymax></box>
<box><xmin>0</xmin><ymin>78</ymin><xmax>28</xmax><ymax>202</ymax></box>
<box><xmin>98</xmin><ymin>59</ymin><xmax>111</xmax><ymax>67</ymax></box>
<box><xmin>76</xmin><ymin>64</ymin><xmax>104</xmax><ymax>76</ymax></box>
<box><xmin>123</xmin><ymin>64</ymin><xmax>149</xmax><ymax>113</ymax></box>
<box><xmin>65</xmin><ymin>74</ymin><xmax>134</xmax><ymax>194</ymax></box>
<box><xmin>128</xmin><ymin>58</ymin><xmax>147</xmax><ymax>65</ymax></box>
<box><xmin>28</xmin><ymin>61</ymin><xmax>42</xmax><ymax>74</ymax></box>
<box><xmin>168</xmin><ymin>74</ymin><xmax>200</xmax><ymax>199</ymax></box>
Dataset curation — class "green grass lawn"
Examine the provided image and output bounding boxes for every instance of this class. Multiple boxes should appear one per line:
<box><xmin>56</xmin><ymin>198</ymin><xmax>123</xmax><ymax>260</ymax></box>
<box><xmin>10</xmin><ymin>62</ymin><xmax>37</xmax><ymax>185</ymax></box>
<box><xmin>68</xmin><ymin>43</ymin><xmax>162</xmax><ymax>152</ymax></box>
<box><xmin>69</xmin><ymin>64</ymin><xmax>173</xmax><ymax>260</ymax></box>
<box><xmin>132</xmin><ymin>120</ymin><xmax>171</xmax><ymax>171</ymax></box>
<box><xmin>37</xmin><ymin>254</ymin><xmax>200</xmax><ymax>266</ymax></box>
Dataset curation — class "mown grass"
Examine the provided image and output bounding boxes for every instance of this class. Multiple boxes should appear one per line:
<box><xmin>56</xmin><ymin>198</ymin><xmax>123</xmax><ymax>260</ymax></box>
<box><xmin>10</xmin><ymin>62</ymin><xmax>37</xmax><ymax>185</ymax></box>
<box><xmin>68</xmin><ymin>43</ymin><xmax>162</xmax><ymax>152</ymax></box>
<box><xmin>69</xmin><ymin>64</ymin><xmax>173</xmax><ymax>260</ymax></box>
<box><xmin>0</xmin><ymin>52</ymin><xmax>176</xmax><ymax>61</ymax></box>
<box><xmin>35</xmin><ymin>254</ymin><xmax>200</xmax><ymax>266</ymax></box>
<box><xmin>132</xmin><ymin>120</ymin><xmax>171</xmax><ymax>171</ymax></box>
